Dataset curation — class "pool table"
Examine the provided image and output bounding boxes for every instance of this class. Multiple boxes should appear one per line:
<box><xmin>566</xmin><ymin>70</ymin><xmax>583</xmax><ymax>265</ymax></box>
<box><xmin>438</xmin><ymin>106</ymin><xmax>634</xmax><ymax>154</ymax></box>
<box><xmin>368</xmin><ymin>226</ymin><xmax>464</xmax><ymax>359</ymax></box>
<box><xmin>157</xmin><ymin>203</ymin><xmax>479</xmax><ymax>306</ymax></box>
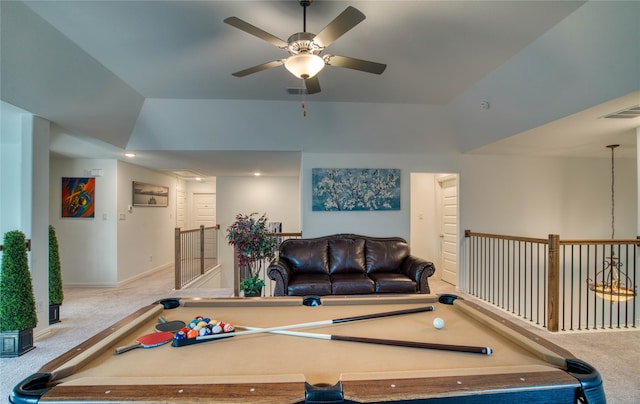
<box><xmin>11</xmin><ymin>294</ymin><xmax>604</xmax><ymax>403</ymax></box>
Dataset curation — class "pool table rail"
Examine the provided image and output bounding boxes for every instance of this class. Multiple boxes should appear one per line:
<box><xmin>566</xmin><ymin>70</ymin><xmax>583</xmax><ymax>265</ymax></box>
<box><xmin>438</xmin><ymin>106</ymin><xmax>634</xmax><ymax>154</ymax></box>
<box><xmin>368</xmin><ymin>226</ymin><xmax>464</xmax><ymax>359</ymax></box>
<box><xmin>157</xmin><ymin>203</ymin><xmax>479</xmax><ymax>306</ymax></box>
<box><xmin>9</xmin><ymin>294</ymin><xmax>606</xmax><ymax>404</ymax></box>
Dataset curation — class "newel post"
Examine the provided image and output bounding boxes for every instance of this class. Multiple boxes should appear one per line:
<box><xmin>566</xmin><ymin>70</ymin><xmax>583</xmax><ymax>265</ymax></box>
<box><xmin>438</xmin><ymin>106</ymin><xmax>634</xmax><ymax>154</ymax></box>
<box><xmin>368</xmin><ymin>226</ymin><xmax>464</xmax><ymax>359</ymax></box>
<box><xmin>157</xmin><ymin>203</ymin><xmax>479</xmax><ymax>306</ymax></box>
<box><xmin>233</xmin><ymin>247</ymin><xmax>240</xmax><ymax>297</ymax></box>
<box><xmin>547</xmin><ymin>234</ymin><xmax>560</xmax><ymax>332</ymax></box>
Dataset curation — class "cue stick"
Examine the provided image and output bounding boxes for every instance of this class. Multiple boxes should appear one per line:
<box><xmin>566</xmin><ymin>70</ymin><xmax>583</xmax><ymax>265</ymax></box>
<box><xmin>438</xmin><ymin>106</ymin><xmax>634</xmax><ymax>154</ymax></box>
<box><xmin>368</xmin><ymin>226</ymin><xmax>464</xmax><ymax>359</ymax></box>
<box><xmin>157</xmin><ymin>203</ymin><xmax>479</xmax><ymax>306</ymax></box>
<box><xmin>174</xmin><ymin>305</ymin><xmax>435</xmax><ymax>346</ymax></box>
<box><xmin>237</xmin><ymin>325</ymin><xmax>493</xmax><ymax>355</ymax></box>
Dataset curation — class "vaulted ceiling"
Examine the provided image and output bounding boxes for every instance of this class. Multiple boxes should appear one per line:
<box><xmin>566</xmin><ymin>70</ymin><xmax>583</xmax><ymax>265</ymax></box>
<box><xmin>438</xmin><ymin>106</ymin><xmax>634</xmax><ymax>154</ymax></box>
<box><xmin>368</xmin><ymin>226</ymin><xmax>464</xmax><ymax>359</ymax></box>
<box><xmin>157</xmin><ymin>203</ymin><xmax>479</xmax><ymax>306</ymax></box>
<box><xmin>2</xmin><ymin>1</ymin><xmax>638</xmax><ymax>177</ymax></box>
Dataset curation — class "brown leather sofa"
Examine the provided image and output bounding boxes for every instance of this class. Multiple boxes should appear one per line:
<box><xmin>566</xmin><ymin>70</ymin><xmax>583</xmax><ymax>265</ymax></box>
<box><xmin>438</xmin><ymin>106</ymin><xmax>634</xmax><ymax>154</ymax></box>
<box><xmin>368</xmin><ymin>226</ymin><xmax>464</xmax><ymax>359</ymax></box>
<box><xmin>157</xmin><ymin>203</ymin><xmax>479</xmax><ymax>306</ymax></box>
<box><xmin>267</xmin><ymin>234</ymin><xmax>436</xmax><ymax>296</ymax></box>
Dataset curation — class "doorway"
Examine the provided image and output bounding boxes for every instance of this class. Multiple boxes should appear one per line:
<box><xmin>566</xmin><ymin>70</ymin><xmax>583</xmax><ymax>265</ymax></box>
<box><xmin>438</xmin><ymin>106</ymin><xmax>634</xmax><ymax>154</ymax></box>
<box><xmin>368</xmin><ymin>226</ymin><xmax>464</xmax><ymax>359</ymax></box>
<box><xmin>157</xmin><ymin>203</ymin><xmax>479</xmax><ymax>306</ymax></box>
<box><xmin>410</xmin><ymin>173</ymin><xmax>459</xmax><ymax>286</ymax></box>
<box><xmin>437</xmin><ymin>175</ymin><xmax>458</xmax><ymax>285</ymax></box>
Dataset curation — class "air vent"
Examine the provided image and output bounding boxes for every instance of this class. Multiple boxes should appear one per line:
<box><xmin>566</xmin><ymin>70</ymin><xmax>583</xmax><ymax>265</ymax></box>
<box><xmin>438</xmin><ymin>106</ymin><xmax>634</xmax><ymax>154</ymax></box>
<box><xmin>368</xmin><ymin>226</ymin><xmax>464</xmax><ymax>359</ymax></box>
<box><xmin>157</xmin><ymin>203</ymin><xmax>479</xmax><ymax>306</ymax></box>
<box><xmin>163</xmin><ymin>169</ymin><xmax>203</xmax><ymax>179</ymax></box>
<box><xmin>602</xmin><ymin>105</ymin><xmax>640</xmax><ymax>119</ymax></box>
<box><xmin>287</xmin><ymin>88</ymin><xmax>308</xmax><ymax>95</ymax></box>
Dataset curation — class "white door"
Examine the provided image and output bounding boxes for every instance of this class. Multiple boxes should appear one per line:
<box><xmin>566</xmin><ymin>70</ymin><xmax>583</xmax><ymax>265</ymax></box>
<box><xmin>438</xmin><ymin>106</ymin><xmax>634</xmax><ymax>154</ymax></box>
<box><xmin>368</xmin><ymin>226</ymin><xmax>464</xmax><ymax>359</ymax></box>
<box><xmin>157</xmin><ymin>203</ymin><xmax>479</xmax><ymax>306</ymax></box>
<box><xmin>193</xmin><ymin>193</ymin><xmax>217</xmax><ymax>263</ymax></box>
<box><xmin>439</xmin><ymin>177</ymin><xmax>458</xmax><ymax>285</ymax></box>
<box><xmin>193</xmin><ymin>193</ymin><xmax>216</xmax><ymax>227</ymax></box>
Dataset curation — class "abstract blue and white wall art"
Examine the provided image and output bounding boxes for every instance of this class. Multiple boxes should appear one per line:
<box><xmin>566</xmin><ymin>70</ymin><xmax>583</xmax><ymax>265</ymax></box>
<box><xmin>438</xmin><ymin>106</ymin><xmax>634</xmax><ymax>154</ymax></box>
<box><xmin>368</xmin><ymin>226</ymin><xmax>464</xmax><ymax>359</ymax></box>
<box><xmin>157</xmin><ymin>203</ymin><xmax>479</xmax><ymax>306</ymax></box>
<box><xmin>312</xmin><ymin>168</ymin><xmax>401</xmax><ymax>211</ymax></box>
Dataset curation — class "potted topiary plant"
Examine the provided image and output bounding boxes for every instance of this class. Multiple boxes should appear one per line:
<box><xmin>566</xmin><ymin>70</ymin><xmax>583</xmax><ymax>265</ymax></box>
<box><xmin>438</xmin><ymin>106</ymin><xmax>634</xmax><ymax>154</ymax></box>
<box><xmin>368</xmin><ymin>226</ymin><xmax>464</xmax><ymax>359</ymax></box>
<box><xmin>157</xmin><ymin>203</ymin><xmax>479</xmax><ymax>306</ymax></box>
<box><xmin>49</xmin><ymin>225</ymin><xmax>64</xmax><ymax>324</ymax></box>
<box><xmin>0</xmin><ymin>230</ymin><xmax>38</xmax><ymax>357</ymax></box>
<box><xmin>226</xmin><ymin>213</ymin><xmax>277</xmax><ymax>297</ymax></box>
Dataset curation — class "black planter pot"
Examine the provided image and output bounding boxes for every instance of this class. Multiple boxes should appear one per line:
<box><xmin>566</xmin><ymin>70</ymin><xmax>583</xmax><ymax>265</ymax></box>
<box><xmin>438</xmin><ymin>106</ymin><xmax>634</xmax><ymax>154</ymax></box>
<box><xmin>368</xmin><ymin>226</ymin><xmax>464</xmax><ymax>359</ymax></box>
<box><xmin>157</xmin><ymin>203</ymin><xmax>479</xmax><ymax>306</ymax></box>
<box><xmin>0</xmin><ymin>328</ymin><xmax>35</xmax><ymax>357</ymax></box>
<box><xmin>49</xmin><ymin>303</ymin><xmax>61</xmax><ymax>325</ymax></box>
<box><xmin>243</xmin><ymin>288</ymin><xmax>263</xmax><ymax>297</ymax></box>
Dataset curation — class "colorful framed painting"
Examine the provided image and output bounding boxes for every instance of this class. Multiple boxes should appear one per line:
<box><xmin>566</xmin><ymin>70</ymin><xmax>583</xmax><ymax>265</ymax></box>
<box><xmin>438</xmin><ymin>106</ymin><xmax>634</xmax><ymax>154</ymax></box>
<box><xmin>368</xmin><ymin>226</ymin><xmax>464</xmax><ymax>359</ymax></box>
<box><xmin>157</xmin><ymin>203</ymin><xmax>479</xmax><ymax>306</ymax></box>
<box><xmin>312</xmin><ymin>168</ymin><xmax>401</xmax><ymax>211</ymax></box>
<box><xmin>132</xmin><ymin>181</ymin><xmax>169</xmax><ymax>207</ymax></box>
<box><xmin>61</xmin><ymin>177</ymin><xmax>95</xmax><ymax>218</ymax></box>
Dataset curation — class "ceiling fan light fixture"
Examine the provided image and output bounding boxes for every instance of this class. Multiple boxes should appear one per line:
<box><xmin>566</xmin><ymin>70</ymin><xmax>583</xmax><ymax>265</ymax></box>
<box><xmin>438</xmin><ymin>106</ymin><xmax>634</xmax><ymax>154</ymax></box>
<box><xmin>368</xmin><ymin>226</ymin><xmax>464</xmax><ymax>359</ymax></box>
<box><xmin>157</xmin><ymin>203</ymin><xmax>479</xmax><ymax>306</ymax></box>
<box><xmin>284</xmin><ymin>53</ymin><xmax>325</xmax><ymax>79</ymax></box>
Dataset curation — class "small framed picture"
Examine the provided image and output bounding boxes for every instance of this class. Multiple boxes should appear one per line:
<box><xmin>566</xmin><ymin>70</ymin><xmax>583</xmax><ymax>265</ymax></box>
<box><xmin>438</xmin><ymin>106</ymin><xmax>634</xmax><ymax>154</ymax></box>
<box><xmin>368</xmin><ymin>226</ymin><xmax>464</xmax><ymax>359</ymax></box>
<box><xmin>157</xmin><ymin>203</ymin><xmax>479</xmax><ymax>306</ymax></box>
<box><xmin>132</xmin><ymin>181</ymin><xmax>169</xmax><ymax>207</ymax></box>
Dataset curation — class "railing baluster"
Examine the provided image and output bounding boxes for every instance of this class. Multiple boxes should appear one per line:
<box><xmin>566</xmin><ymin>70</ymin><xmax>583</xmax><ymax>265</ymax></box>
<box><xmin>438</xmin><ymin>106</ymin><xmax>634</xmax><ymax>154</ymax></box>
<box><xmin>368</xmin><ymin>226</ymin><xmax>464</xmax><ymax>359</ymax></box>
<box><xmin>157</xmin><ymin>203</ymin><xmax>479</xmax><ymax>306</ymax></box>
<box><xmin>466</xmin><ymin>230</ymin><xmax>637</xmax><ymax>332</ymax></box>
<box><xmin>173</xmin><ymin>225</ymin><xmax>221</xmax><ymax>289</ymax></box>
<box><xmin>632</xmin><ymin>242</ymin><xmax>636</xmax><ymax>326</ymax></box>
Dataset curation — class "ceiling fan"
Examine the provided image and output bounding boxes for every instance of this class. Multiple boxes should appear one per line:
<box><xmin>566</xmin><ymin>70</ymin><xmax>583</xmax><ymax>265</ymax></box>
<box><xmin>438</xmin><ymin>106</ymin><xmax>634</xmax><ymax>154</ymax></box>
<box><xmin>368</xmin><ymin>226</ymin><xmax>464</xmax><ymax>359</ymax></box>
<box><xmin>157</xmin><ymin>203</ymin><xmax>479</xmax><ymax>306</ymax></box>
<box><xmin>224</xmin><ymin>0</ymin><xmax>386</xmax><ymax>94</ymax></box>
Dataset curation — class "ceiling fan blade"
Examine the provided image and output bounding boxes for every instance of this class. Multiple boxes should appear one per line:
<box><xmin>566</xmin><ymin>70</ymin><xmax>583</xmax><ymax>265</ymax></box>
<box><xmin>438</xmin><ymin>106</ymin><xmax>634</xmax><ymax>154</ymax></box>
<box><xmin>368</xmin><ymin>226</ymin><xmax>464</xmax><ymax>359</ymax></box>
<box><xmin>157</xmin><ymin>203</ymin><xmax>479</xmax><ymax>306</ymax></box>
<box><xmin>313</xmin><ymin>6</ymin><xmax>365</xmax><ymax>48</ymax></box>
<box><xmin>232</xmin><ymin>60</ymin><xmax>284</xmax><ymax>77</ymax></box>
<box><xmin>304</xmin><ymin>76</ymin><xmax>321</xmax><ymax>94</ymax></box>
<box><xmin>324</xmin><ymin>55</ymin><xmax>386</xmax><ymax>75</ymax></box>
<box><xmin>224</xmin><ymin>17</ymin><xmax>288</xmax><ymax>48</ymax></box>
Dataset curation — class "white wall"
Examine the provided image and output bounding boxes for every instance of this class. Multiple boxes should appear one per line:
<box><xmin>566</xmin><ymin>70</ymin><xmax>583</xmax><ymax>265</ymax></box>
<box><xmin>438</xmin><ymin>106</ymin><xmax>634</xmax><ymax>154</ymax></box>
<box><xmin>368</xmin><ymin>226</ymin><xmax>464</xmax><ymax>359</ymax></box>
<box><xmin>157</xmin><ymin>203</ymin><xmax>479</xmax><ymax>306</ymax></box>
<box><xmin>116</xmin><ymin>161</ymin><xmax>176</xmax><ymax>283</ymax></box>
<box><xmin>301</xmin><ymin>152</ymin><xmax>636</xmax><ymax>288</ymax></box>
<box><xmin>49</xmin><ymin>158</ymin><xmax>177</xmax><ymax>286</ymax></box>
<box><xmin>0</xmin><ymin>102</ymin><xmax>24</xmax><ymax>232</ymax></box>
<box><xmin>50</xmin><ymin>158</ymin><xmax>118</xmax><ymax>286</ymax></box>
<box><xmin>459</xmin><ymin>154</ymin><xmax>637</xmax><ymax>239</ymax></box>
<box><xmin>216</xmin><ymin>176</ymin><xmax>300</xmax><ymax>289</ymax></box>
<box><xmin>560</xmin><ymin>157</ymin><xmax>636</xmax><ymax>239</ymax></box>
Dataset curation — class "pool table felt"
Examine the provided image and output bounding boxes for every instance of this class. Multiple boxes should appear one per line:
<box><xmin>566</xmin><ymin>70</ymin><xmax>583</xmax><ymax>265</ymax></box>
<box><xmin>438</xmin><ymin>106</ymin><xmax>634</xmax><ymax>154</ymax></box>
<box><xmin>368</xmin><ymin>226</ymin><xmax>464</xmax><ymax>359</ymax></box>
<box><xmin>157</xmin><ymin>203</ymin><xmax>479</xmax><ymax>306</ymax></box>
<box><xmin>44</xmin><ymin>295</ymin><xmax>577</xmax><ymax>392</ymax></box>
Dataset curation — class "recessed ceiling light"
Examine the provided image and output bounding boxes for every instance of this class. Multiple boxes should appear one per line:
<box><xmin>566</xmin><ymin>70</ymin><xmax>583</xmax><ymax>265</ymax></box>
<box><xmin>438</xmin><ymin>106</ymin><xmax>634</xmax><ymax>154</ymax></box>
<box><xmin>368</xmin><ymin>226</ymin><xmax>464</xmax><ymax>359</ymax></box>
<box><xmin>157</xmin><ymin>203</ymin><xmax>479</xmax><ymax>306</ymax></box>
<box><xmin>124</xmin><ymin>152</ymin><xmax>136</xmax><ymax>158</ymax></box>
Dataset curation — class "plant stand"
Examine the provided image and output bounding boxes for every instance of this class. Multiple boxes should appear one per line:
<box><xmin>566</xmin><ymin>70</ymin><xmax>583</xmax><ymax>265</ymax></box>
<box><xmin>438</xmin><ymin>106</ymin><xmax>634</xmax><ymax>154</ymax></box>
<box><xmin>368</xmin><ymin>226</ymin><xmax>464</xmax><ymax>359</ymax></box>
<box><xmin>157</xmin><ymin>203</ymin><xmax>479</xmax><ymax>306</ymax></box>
<box><xmin>49</xmin><ymin>303</ymin><xmax>61</xmax><ymax>324</ymax></box>
<box><xmin>0</xmin><ymin>328</ymin><xmax>35</xmax><ymax>357</ymax></box>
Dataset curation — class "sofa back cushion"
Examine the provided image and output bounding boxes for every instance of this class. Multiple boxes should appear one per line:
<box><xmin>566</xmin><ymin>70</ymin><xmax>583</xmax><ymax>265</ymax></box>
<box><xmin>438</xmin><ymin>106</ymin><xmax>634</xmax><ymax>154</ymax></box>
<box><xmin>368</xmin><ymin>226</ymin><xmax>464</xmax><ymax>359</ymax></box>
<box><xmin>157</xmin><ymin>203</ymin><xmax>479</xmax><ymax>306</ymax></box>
<box><xmin>365</xmin><ymin>240</ymin><xmax>409</xmax><ymax>273</ymax></box>
<box><xmin>328</xmin><ymin>238</ymin><xmax>366</xmax><ymax>274</ymax></box>
<box><xmin>280</xmin><ymin>239</ymin><xmax>329</xmax><ymax>274</ymax></box>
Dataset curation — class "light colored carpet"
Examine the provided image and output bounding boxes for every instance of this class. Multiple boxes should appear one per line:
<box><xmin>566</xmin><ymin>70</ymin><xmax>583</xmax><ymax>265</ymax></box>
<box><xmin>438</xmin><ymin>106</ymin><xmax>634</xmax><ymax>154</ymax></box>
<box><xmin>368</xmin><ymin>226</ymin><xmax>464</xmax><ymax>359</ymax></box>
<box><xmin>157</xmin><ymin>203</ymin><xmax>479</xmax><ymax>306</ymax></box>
<box><xmin>1</xmin><ymin>268</ymin><xmax>638</xmax><ymax>403</ymax></box>
<box><xmin>0</xmin><ymin>266</ymin><xmax>233</xmax><ymax>402</ymax></box>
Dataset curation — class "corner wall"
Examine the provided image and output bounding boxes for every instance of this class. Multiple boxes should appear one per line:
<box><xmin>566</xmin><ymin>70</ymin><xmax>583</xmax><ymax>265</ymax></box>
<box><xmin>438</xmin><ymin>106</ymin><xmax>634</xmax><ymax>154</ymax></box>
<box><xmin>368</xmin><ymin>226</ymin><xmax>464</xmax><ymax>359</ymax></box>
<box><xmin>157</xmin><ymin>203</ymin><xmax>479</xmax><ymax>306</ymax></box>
<box><xmin>49</xmin><ymin>158</ymin><xmax>177</xmax><ymax>286</ymax></box>
<box><xmin>1</xmin><ymin>107</ymin><xmax>50</xmax><ymax>335</ymax></box>
<box><xmin>49</xmin><ymin>158</ymin><xmax>118</xmax><ymax>286</ymax></box>
<box><xmin>116</xmin><ymin>161</ymin><xmax>176</xmax><ymax>283</ymax></box>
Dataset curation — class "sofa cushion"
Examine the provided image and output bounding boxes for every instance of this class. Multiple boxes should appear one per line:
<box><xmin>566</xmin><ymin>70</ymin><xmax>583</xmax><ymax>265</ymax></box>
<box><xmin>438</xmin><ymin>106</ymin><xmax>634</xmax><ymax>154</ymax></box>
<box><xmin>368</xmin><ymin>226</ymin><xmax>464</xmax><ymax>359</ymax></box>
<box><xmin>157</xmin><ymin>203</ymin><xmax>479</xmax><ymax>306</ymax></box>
<box><xmin>330</xmin><ymin>273</ymin><xmax>375</xmax><ymax>294</ymax></box>
<box><xmin>368</xmin><ymin>273</ymin><xmax>417</xmax><ymax>293</ymax></box>
<box><xmin>287</xmin><ymin>273</ymin><xmax>332</xmax><ymax>296</ymax></box>
<box><xmin>280</xmin><ymin>239</ymin><xmax>329</xmax><ymax>274</ymax></box>
<box><xmin>328</xmin><ymin>238</ymin><xmax>366</xmax><ymax>274</ymax></box>
<box><xmin>365</xmin><ymin>240</ymin><xmax>409</xmax><ymax>273</ymax></box>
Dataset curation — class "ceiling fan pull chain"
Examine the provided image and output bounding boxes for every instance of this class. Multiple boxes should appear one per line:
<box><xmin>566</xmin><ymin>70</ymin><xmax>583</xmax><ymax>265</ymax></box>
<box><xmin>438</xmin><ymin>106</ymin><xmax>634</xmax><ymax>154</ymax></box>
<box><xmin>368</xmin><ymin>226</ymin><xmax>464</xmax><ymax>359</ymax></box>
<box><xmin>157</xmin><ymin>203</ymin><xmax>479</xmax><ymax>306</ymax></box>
<box><xmin>301</xmin><ymin>79</ymin><xmax>308</xmax><ymax>117</ymax></box>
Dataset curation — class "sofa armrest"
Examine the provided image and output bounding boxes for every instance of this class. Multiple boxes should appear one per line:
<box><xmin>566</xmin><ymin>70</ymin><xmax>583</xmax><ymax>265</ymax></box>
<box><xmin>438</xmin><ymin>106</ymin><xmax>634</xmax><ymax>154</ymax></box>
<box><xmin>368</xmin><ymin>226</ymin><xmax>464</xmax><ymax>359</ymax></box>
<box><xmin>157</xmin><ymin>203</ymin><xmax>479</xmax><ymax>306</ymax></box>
<box><xmin>267</xmin><ymin>258</ymin><xmax>293</xmax><ymax>296</ymax></box>
<box><xmin>401</xmin><ymin>256</ymin><xmax>436</xmax><ymax>294</ymax></box>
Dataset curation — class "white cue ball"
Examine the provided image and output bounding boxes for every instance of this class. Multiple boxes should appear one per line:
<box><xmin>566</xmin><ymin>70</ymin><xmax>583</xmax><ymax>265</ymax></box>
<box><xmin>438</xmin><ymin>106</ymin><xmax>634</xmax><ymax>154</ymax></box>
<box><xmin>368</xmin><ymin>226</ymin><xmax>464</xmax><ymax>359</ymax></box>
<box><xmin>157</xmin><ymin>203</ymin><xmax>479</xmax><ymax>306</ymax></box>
<box><xmin>433</xmin><ymin>317</ymin><xmax>445</xmax><ymax>329</ymax></box>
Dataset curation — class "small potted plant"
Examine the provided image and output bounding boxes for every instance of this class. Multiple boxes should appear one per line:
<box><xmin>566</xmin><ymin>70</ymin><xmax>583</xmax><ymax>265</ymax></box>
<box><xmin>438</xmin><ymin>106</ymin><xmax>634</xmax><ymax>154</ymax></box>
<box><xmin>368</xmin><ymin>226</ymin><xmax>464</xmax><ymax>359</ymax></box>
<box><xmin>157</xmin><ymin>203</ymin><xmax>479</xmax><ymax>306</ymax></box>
<box><xmin>49</xmin><ymin>225</ymin><xmax>64</xmax><ymax>324</ymax></box>
<box><xmin>226</xmin><ymin>213</ymin><xmax>277</xmax><ymax>297</ymax></box>
<box><xmin>0</xmin><ymin>230</ymin><xmax>38</xmax><ymax>357</ymax></box>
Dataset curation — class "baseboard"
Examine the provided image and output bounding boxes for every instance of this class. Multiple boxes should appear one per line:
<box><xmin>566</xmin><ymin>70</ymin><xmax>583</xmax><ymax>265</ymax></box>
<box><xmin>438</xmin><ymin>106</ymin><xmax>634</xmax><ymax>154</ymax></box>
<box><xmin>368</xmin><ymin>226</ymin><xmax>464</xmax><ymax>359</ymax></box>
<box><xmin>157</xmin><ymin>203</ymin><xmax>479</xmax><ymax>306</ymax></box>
<box><xmin>117</xmin><ymin>263</ymin><xmax>174</xmax><ymax>287</ymax></box>
<box><xmin>63</xmin><ymin>263</ymin><xmax>174</xmax><ymax>288</ymax></box>
<box><xmin>182</xmin><ymin>265</ymin><xmax>222</xmax><ymax>289</ymax></box>
<box><xmin>64</xmin><ymin>282</ymin><xmax>119</xmax><ymax>288</ymax></box>
<box><xmin>34</xmin><ymin>326</ymin><xmax>52</xmax><ymax>341</ymax></box>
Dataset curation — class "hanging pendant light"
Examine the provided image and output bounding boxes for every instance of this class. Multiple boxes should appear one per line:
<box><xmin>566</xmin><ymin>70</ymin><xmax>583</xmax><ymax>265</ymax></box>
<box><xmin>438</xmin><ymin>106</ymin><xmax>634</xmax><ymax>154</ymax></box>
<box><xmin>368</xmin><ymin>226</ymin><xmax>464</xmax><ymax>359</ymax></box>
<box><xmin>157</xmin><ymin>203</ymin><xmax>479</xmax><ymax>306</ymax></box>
<box><xmin>588</xmin><ymin>144</ymin><xmax>636</xmax><ymax>302</ymax></box>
